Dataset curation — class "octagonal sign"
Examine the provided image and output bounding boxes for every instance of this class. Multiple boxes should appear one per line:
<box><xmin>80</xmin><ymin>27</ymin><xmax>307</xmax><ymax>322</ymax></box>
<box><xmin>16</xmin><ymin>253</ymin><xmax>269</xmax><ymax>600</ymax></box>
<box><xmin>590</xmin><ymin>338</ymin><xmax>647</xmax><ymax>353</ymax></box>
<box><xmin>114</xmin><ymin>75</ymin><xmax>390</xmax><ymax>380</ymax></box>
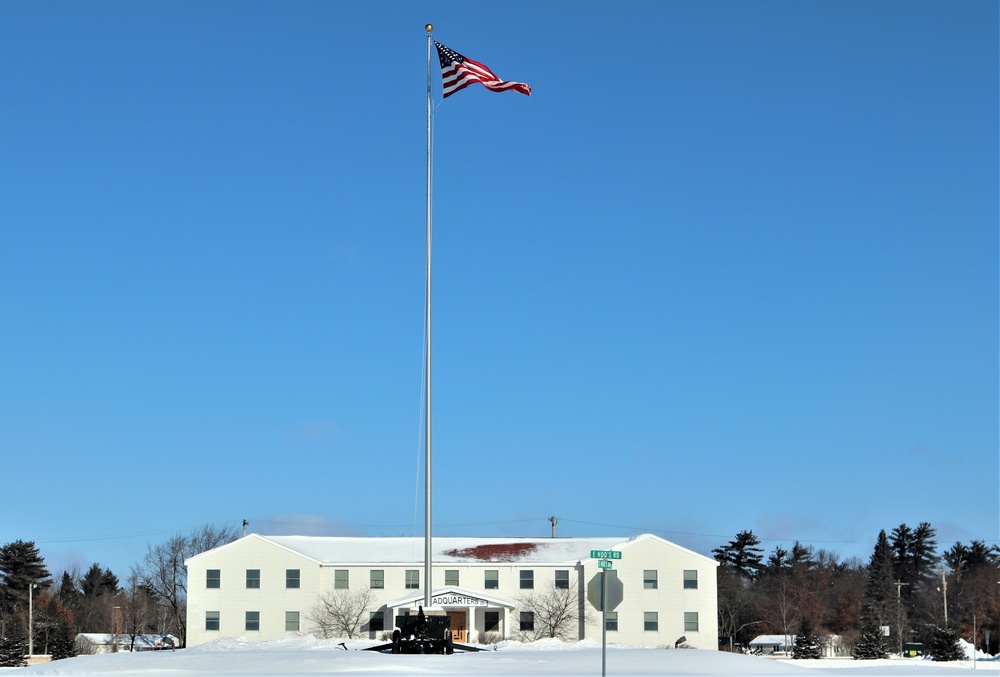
<box><xmin>587</xmin><ymin>570</ymin><xmax>623</xmax><ymax>611</ymax></box>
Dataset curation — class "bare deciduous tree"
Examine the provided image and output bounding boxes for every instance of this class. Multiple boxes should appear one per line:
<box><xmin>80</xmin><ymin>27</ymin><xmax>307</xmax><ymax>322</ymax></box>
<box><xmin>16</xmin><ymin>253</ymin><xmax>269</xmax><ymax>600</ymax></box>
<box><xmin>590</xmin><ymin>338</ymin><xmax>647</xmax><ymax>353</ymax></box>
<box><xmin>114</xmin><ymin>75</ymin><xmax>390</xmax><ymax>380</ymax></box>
<box><xmin>308</xmin><ymin>586</ymin><xmax>379</xmax><ymax>639</ymax></box>
<box><xmin>133</xmin><ymin>523</ymin><xmax>239</xmax><ymax>647</ymax></box>
<box><xmin>514</xmin><ymin>583</ymin><xmax>589</xmax><ymax>642</ymax></box>
<box><xmin>716</xmin><ymin>567</ymin><xmax>762</xmax><ymax>651</ymax></box>
<box><xmin>120</xmin><ymin>572</ymin><xmax>159</xmax><ymax>651</ymax></box>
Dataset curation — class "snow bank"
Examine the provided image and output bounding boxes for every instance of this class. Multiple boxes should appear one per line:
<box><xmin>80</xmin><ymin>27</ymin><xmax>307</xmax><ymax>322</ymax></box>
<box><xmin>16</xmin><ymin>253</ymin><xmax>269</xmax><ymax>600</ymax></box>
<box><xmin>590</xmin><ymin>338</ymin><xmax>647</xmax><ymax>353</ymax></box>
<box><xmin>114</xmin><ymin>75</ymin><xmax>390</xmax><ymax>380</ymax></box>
<box><xmin>6</xmin><ymin>636</ymin><xmax>995</xmax><ymax>676</ymax></box>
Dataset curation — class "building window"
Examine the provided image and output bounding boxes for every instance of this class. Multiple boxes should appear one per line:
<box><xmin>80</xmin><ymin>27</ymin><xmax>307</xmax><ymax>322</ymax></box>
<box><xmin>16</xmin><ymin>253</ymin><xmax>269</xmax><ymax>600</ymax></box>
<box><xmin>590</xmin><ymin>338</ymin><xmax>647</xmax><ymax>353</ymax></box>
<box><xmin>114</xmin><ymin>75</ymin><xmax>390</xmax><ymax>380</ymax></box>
<box><xmin>683</xmin><ymin>569</ymin><xmax>698</xmax><ymax>589</ymax></box>
<box><xmin>684</xmin><ymin>611</ymin><xmax>699</xmax><ymax>632</ymax></box>
<box><xmin>485</xmin><ymin>570</ymin><xmax>499</xmax><ymax>590</ymax></box>
<box><xmin>484</xmin><ymin>611</ymin><xmax>500</xmax><ymax>633</ymax></box>
<box><xmin>405</xmin><ymin>570</ymin><xmax>419</xmax><ymax>589</ymax></box>
<box><xmin>519</xmin><ymin>611</ymin><xmax>534</xmax><ymax>632</ymax></box>
<box><xmin>370</xmin><ymin>569</ymin><xmax>384</xmax><ymax>589</ymax></box>
<box><xmin>205</xmin><ymin>611</ymin><xmax>220</xmax><ymax>631</ymax></box>
<box><xmin>246</xmin><ymin>569</ymin><xmax>260</xmax><ymax>589</ymax></box>
<box><xmin>245</xmin><ymin>611</ymin><xmax>260</xmax><ymax>632</ymax></box>
<box><xmin>644</xmin><ymin>611</ymin><xmax>658</xmax><ymax>632</ymax></box>
<box><xmin>285</xmin><ymin>611</ymin><xmax>300</xmax><ymax>632</ymax></box>
<box><xmin>206</xmin><ymin>569</ymin><xmax>220</xmax><ymax>589</ymax></box>
<box><xmin>520</xmin><ymin>570</ymin><xmax>534</xmax><ymax>589</ymax></box>
<box><xmin>555</xmin><ymin>570</ymin><xmax>569</xmax><ymax>589</ymax></box>
<box><xmin>445</xmin><ymin>569</ymin><xmax>459</xmax><ymax>586</ymax></box>
<box><xmin>335</xmin><ymin>570</ymin><xmax>349</xmax><ymax>589</ymax></box>
<box><xmin>605</xmin><ymin>611</ymin><xmax>618</xmax><ymax>632</ymax></box>
<box><xmin>369</xmin><ymin>611</ymin><xmax>384</xmax><ymax>633</ymax></box>
<box><xmin>643</xmin><ymin>570</ymin><xmax>657</xmax><ymax>589</ymax></box>
<box><xmin>286</xmin><ymin>569</ymin><xmax>300</xmax><ymax>589</ymax></box>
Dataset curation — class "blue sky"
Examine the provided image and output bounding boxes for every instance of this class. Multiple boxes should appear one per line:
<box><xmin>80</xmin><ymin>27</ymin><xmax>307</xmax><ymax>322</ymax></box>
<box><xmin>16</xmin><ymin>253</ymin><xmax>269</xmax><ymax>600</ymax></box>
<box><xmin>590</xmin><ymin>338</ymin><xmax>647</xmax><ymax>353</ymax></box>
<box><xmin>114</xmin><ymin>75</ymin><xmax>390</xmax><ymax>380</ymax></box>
<box><xmin>1</xmin><ymin>1</ymin><xmax>996</xmax><ymax>580</ymax></box>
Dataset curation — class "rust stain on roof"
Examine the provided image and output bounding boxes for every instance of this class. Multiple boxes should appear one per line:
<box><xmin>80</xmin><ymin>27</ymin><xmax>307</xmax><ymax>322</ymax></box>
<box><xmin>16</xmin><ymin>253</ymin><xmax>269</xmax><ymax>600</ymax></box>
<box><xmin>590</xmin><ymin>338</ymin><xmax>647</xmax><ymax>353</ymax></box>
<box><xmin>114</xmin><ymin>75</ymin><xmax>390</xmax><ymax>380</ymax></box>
<box><xmin>444</xmin><ymin>542</ymin><xmax>538</xmax><ymax>562</ymax></box>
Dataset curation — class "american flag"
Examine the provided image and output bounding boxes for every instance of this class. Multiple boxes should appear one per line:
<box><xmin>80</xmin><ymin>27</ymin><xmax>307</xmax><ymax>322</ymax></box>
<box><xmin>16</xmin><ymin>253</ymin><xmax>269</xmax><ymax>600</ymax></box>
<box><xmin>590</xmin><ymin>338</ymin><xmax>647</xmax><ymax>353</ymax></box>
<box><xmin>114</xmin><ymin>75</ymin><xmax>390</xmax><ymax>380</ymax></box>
<box><xmin>434</xmin><ymin>41</ymin><xmax>531</xmax><ymax>98</ymax></box>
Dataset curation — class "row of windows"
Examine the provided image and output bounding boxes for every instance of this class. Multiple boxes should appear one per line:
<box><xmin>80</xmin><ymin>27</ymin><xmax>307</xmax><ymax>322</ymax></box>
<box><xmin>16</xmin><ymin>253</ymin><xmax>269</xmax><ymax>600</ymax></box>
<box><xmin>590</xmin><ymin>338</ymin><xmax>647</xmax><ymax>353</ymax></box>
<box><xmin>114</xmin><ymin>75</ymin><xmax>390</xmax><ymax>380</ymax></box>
<box><xmin>642</xmin><ymin>569</ymin><xmax>699</xmax><ymax>589</ymax></box>
<box><xmin>209</xmin><ymin>608</ymin><xmax>699</xmax><ymax>635</ymax></box>
<box><xmin>209</xmin><ymin>568</ymin><xmax>698</xmax><ymax>591</ymax></box>
<box><xmin>206</xmin><ymin>610</ymin><xmax>301</xmax><ymax>632</ymax></box>
<box><xmin>514</xmin><ymin>611</ymin><xmax>700</xmax><ymax>633</ymax></box>
<box><xmin>208</xmin><ymin>568</ymin><xmax>301</xmax><ymax>590</ymax></box>
<box><xmin>206</xmin><ymin>610</ymin><xmax>388</xmax><ymax>634</ymax></box>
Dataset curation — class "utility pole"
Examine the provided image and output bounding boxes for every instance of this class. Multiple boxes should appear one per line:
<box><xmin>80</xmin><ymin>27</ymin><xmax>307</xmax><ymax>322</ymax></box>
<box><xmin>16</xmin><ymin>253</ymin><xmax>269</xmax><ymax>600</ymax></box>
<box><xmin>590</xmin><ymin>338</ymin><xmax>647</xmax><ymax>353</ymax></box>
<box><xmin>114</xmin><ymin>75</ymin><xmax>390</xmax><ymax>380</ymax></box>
<box><xmin>549</xmin><ymin>516</ymin><xmax>558</xmax><ymax>538</ymax></box>
<box><xmin>972</xmin><ymin>613</ymin><xmax>977</xmax><ymax>670</ymax></box>
<box><xmin>940</xmin><ymin>566</ymin><xmax>950</xmax><ymax>627</ymax></box>
<box><xmin>112</xmin><ymin>606</ymin><xmax>122</xmax><ymax>653</ymax></box>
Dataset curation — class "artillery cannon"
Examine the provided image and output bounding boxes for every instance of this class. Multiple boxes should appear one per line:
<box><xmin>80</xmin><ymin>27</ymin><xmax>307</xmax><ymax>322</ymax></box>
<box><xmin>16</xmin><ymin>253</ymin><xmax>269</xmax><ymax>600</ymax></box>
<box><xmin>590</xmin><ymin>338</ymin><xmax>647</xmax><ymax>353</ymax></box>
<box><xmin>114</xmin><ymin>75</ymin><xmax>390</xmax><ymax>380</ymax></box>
<box><xmin>365</xmin><ymin>606</ymin><xmax>482</xmax><ymax>654</ymax></box>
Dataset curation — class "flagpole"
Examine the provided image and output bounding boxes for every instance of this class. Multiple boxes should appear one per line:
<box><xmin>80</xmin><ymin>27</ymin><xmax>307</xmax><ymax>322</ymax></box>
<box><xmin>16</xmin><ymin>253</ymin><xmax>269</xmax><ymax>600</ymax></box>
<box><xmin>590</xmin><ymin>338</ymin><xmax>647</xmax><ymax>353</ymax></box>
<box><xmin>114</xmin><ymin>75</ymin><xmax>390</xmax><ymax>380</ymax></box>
<box><xmin>423</xmin><ymin>22</ymin><xmax>434</xmax><ymax>611</ymax></box>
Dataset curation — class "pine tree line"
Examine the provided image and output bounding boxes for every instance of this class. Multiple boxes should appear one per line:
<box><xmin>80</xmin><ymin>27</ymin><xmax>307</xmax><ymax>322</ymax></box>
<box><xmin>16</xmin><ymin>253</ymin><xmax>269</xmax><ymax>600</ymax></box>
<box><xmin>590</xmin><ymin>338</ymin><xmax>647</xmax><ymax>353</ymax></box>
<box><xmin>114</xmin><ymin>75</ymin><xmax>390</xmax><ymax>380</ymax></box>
<box><xmin>2</xmin><ymin>523</ymin><xmax>995</xmax><ymax>663</ymax></box>
<box><xmin>713</xmin><ymin>524</ymin><xmax>1000</xmax><ymax>660</ymax></box>
<box><xmin>0</xmin><ymin>523</ymin><xmax>238</xmax><ymax>663</ymax></box>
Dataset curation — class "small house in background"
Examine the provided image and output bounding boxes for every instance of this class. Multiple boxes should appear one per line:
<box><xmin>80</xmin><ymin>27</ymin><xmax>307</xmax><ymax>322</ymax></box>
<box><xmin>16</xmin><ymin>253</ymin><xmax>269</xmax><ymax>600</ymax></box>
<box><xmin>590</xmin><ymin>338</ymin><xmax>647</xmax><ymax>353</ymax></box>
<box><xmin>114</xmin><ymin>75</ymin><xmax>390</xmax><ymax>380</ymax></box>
<box><xmin>75</xmin><ymin>633</ymin><xmax>177</xmax><ymax>654</ymax></box>
<box><xmin>750</xmin><ymin>634</ymin><xmax>793</xmax><ymax>655</ymax></box>
<box><xmin>749</xmin><ymin>634</ymin><xmax>847</xmax><ymax>658</ymax></box>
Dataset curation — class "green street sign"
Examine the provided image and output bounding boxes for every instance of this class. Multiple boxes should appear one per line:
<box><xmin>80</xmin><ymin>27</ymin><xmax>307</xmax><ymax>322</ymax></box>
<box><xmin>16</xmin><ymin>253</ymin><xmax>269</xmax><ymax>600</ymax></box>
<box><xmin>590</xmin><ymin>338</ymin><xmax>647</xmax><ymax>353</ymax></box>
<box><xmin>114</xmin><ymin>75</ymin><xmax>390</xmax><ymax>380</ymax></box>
<box><xmin>590</xmin><ymin>550</ymin><xmax>622</xmax><ymax>560</ymax></box>
<box><xmin>598</xmin><ymin>560</ymin><xmax>613</xmax><ymax>569</ymax></box>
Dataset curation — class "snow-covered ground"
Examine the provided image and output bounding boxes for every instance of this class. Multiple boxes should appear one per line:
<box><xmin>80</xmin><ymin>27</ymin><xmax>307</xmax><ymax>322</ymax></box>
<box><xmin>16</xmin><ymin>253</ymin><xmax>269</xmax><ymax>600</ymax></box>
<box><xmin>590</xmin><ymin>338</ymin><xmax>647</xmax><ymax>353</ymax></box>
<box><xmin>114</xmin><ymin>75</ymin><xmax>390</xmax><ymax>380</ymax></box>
<box><xmin>6</xmin><ymin>637</ymin><xmax>998</xmax><ymax>676</ymax></box>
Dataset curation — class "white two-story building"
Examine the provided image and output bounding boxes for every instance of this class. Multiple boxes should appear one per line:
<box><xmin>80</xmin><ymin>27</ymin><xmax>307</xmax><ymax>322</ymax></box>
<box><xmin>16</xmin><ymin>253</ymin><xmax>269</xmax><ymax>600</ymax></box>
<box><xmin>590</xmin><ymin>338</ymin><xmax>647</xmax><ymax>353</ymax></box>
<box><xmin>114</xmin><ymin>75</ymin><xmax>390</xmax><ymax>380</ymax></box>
<box><xmin>185</xmin><ymin>533</ymin><xmax>717</xmax><ymax>649</ymax></box>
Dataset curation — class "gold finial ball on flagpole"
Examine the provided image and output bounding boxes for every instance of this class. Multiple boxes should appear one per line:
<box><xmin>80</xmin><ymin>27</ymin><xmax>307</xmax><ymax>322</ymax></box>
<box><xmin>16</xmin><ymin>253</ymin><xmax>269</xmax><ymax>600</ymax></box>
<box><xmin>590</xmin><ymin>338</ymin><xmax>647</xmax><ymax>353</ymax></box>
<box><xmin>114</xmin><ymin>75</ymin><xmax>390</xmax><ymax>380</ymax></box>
<box><xmin>425</xmin><ymin>24</ymin><xmax>433</xmax><ymax>33</ymax></box>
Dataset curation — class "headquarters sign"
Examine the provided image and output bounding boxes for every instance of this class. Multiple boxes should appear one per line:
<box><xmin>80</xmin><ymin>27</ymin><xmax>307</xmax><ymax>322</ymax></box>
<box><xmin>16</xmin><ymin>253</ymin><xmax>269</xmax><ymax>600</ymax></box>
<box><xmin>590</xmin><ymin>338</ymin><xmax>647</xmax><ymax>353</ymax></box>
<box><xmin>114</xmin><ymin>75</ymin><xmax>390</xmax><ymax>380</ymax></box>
<box><xmin>432</xmin><ymin>594</ymin><xmax>489</xmax><ymax>607</ymax></box>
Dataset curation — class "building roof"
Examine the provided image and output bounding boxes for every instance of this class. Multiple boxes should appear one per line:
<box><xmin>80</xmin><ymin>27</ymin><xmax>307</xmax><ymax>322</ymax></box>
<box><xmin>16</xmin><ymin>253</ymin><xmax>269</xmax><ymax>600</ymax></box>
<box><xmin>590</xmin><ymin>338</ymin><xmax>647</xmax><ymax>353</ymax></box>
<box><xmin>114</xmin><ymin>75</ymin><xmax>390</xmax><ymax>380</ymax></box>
<box><xmin>749</xmin><ymin>635</ymin><xmax>794</xmax><ymax>648</ymax></box>
<box><xmin>261</xmin><ymin>535</ymin><xmax>631</xmax><ymax>564</ymax></box>
<box><xmin>76</xmin><ymin>633</ymin><xmax>177</xmax><ymax>649</ymax></box>
<box><xmin>186</xmin><ymin>532</ymin><xmax>718</xmax><ymax>567</ymax></box>
<box><xmin>750</xmin><ymin>634</ymin><xmax>841</xmax><ymax>647</ymax></box>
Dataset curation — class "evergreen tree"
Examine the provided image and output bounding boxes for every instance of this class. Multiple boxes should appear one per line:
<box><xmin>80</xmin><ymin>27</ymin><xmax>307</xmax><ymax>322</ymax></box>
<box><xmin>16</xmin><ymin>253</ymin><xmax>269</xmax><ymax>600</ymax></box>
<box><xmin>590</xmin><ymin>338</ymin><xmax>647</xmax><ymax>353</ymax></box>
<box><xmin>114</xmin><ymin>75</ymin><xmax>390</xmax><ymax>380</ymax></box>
<box><xmin>766</xmin><ymin>546</ymin><xmax>790</xmax><ymax>574</ymax></box>
<box><xmin>890</xmin><ymin>522</ymin><xmax>939</xmax><ymax>626</ymax></box>
<box><xmin>0</xmin><ymin>540</ymin><xmax>52</xmax><ymax>616</ymax></box>
<box><xmin>928</xmin><ymin>625</ymin><xmax>964</xmax><ymax>661</ymax></box>
<box><xmin>944</xmin><ymin>539</ymin><xmax>1000</xmax><ymax>575</ymax></box>
<box><xmin>57</xmin><ymin>572</ymin><xmax>80</xmax><ymax>604</ymax></box>
<box><xmin>792</xmin><ymin>616</ymin><xmax>823</xmax><ymax>659</ymax></box>
<box><xmin>854</xmin><ymin>530</ymin><xmax>896</xmax><ymax>659</ymax></box>
<box><xmin>81</xmin><ymin>563</ymin><xmax>118</xmax><ymax>597</ymax></box>
<box><xmin>853</xmin><ymin>617</ymin><xmax>889</xmax><ymax>659</ymax></box>
<box><xmin>0</xmin><ymin>620</ymin><xmax>27</xmax><ymax>667</ymax></box>
<box><xmin>48</xmin><ymin>617</ymin><xmax>78</xmax><ymax>661</ymax></box>
<box><xmin>713</xmin><ymin>530</ymin><xmax>765</xmax><ymax>580</ymax></box>
<box><xmin>909</xmin><ymin>523</ymin><xmax>939</xmax><ymax>587</ymax></box>
<box><xmin>789</xmin><ymin>542</ymin><xmax>815</xmax><ymax>570</ymax></box>
<box><xmin>861</xmin><ymin>531</ymin><xmax>897</xmax><ymax>626</ymax></box>
<box><xmin>889</xmin><ymin>523</ymin><xmax>914</xmax><ymax>589</ymax></box>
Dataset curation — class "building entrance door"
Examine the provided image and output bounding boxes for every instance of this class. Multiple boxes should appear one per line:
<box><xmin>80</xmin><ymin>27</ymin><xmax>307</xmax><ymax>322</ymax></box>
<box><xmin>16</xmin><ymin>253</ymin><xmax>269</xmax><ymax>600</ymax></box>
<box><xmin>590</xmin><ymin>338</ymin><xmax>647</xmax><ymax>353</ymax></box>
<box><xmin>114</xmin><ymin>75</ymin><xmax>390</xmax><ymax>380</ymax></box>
<box><xmin>446</xmin><ymin>611</ymin><xmax>467</xmax><ymax>642</ymax></box>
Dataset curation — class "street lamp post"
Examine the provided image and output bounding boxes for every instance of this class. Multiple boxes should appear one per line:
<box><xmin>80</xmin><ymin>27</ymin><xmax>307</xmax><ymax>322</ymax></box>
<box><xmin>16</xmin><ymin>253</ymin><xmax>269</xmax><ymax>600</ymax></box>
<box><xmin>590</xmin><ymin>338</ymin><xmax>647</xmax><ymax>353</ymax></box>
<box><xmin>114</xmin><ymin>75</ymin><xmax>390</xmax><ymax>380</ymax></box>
<box><xmin>894</xmin><ymin>580</ymin><xmax>909</xmax><ymax>656</ymax></box>
<box><xmin>28</xmin><ymin>583</ymin><xmax>37</xmax><ymax>658</ymax></box>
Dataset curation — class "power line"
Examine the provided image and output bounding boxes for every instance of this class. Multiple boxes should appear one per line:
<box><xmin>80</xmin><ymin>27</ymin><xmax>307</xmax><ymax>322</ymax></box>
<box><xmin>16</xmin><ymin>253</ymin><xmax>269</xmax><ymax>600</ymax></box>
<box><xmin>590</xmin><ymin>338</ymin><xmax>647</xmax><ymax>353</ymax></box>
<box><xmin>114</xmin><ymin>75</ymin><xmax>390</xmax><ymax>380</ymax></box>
<box><xmin>18</xmin><ymin>516</ymin><xmax>999</xmax><ymax>549</ymax></box>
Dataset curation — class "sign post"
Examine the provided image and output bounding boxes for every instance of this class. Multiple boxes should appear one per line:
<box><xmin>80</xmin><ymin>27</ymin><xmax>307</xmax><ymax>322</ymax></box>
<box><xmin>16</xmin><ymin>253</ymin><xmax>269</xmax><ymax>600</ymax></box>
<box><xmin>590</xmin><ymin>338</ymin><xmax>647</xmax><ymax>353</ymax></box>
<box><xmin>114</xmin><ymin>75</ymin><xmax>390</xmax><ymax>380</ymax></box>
<box><xmin>602</xmin><ymin>568</ymin><xmax>607</xmax><ymax>677</ymax></box>
<box><xmin>587</xmin><ymin>552</ymin><xmax>624</xmax><ymax>677</ymax></box>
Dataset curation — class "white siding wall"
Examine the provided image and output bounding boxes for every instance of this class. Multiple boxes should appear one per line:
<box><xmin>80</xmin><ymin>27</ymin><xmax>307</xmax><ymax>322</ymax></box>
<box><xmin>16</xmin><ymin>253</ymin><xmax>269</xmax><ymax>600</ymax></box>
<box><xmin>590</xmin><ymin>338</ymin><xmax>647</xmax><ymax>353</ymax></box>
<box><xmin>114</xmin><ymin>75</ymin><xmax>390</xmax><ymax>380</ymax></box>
<box><xmin>580</xmin><ymin>537</ymin><xmax>719</xmax><ymax>649</ymax></box>
<box><xmin>186</xmin><ymin>537</ymin><xmax>323</xmax><ymax>647</ymax></box>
